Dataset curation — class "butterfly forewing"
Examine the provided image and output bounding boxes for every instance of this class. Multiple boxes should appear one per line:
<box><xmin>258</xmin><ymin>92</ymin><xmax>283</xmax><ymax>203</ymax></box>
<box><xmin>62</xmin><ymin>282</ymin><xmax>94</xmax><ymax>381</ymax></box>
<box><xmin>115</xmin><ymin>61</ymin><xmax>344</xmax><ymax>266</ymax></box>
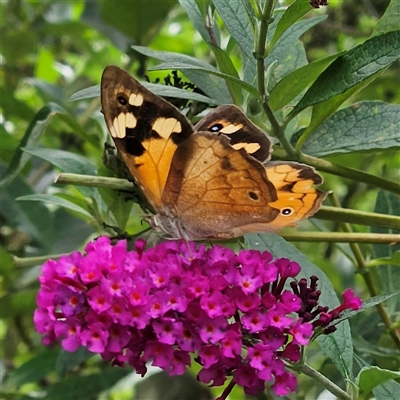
<box><xmin>101</xmin><ymin>66</ymin><xmax>194</xmax><ymax>210</ymax></box>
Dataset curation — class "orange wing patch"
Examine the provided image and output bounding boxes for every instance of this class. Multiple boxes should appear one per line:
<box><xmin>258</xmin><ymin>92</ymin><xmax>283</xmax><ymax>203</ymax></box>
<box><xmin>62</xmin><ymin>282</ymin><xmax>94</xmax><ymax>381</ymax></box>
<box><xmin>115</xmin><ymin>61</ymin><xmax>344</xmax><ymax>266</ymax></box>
<box><xmin>264</xmin><ymin>162</ymin><xmax>326</xmax><ymax>228</ymax></box>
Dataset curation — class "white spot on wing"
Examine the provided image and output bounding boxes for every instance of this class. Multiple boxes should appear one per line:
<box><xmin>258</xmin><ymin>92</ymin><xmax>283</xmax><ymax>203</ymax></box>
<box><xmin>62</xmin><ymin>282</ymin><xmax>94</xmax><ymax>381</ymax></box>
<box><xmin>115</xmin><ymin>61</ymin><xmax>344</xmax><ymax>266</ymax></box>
<box><xmin>219</xmin><ymin>123</ymin><xmax>243</xmax><ymax>134</ymax></box>
<box><xmin>129</xmin><ymin>93</ymin><xmax>144</xmax><ymax>106</ymax></box>
<box><xmin>109</xmin><ymin>124</ymin><xmax>118</xmax><ymax>138</ymax></box>
<box><xmin>152</xmin><ymin>117</ymin><xmax>182</xmax><ymax>139</ymax></box>
<box><xmin>126</xmin><ymin>113</ymin><xmax>137</xmax><ymax>129</ymax></box>
<box><xmin>114</xmin><ymin>114</ymin><xmax>126</xmax><ymax>138</ymax></box>
<box><xmin>232</xmin><ymin>142</ymin><xmax>261</xmax><ymax>154</ymax></box>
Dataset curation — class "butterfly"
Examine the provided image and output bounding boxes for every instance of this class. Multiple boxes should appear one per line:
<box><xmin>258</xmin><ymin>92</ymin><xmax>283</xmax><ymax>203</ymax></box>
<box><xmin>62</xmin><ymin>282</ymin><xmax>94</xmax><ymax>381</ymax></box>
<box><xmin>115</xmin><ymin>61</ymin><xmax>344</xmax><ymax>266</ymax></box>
<box><xmin>100</xmin><ymin>66</ymin><xmax>325</xmax><ymax>240</ymax></box>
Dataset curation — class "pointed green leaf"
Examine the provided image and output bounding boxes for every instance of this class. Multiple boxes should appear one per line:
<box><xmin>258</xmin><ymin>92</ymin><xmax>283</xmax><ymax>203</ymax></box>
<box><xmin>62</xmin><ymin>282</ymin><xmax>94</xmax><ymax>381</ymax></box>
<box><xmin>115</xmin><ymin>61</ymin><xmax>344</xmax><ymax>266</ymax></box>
<box><xmin>68</xmin><ymin>82</ymin><xmax>219</xmax><ymax>105</ymax></box>
<box><xmin>269</xmin><ymin>0</ymin><xmax>313</xmax><ymax>50</ymax></box>
<box><xmin>213</xmin><ymin>0</ymin><xmax>254</xmax><ymax>61</ymax></box>
<box><xmin>245</xmin><ymin>233</ymin><xmax>353</xmax><ymax>380</ymax></box>
<box><xmin>4</xmin><ymin>349</ymin><xmax>60</xmax><ymax>388</ymax></box>
<box><xmin>295</xmin><ymin>72</ymin><xmax>381</xmax><ymax>151</ymax></box>
<box><xmin>267</xmin><ymin>16</ymin><xmax>326</xmax><ymax>86</ymax></box>
<box><xmin>56</xmin><ymin>348</ymin><xmax>93</xmax><ymax>378</ymax></box>
<box><xmin>150</xmin><ymin>62</ymin><xmax>260</xmax><ymax>98</ymax></box>
<box><xmin>300</xmin><ymin>102</ymin><xmax>400</xmax><ymax>156</ymax></box>
<box><xmin>329</xmin><ymin>292</ymin><xmax>400</xmax><ymax>328</ymax></box>
<box><xmin>291</xmin><ymin>31</ymin><xmax>400</xmax><ymax>116</ymax></box>
<box><xmin>17</xmin><ymin>194</ymin><xmax>93</xmax><ymax>220</ymax></box>
<box><xmin>0</xmin><ymin>165</ymin><xmax>54</xmax><ymax>249</ymax></box>
<box><xmin>373</xmin><ymin>379</ymin><xmax>400</xmax><ymax>400</ymax></box>
<box><xmin>357</xmin><ymin>366</ymin><xmax>400</xmax><ymax>395</ymax></box>
<box><xmin>44</xmin><ymin>368</ymin><xmax>130</xmax><ymax>400</ymax></box>
<box><xmin>179</xmin><ymin>0</ymin><xmax>219</xmax><ymax>44</ymax></box>
<box><xmin>207</xmin><ymin>43</ymin><xmax>242</xmax><ymax>104</ymax></box>
<box><xmin>1</xmin><ymin>103</ymin><xmax>81</xmax><ymax>188</ymax></box>
<box><xmin>372</xmin><ymin>192</ymin><xmax>400</xmax><ymax>314</ymax></box>
<box><xmin>22</xmin><ymin>148</ymin><xmax>97</xmax><ymax>176</ymax></box>
<box><xmin>68</xmin><ymin>85</ymin><xmax>99</xmax><ymax>101</ymax></box>
<box><xmin>373</xmin><ymin>0</ymin><xmax>400</xmax><ymax>36</ymax></box>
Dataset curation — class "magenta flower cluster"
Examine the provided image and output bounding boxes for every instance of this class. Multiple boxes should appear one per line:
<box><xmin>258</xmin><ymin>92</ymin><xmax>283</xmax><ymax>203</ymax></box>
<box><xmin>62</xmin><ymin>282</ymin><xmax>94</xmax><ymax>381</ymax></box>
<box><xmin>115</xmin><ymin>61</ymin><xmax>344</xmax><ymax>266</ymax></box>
<box><xmin>34</xmin><ymin>237</ymin><xmax>361</xmax><ymax>398</ymax></box>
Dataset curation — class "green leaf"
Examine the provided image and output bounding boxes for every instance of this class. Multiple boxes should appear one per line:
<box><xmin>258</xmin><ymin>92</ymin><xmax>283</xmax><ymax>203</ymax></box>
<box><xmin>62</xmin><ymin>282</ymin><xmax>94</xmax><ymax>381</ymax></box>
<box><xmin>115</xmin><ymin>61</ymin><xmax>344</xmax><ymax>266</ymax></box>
<box><xmin>22</xmin><ymin>147</ymin><xmax>103</xmax><ymax>203</ymax></box>
<box><xmin>4</xmin><ymin>348</ymin><xmax>60</xmax><ymax>388</ymax></box>
<box><xmin>0</xmin><ymin>103</ymin><xmax>89</xmax><ymax>188</ymax></box>
<box><xmin>68</xmin><ymin>82</ymin><xmax>219</xmax><ymax>105</ymax></box>
<box><xmin>295</xmin><ymin>72</ymin><xmax>382</xmax><ymax>151</ymax></box>
<box><xmin>372</xmin><ymin>191</ymin><xmax>400</xmax><ymax>314</ymax></box>
<box><xmin>0</xmin><ymin>165</ymin><xmax>54</xmax><ymax>249</ymax></box>
<box><xmin>372</xmin><ymin>0</ymin><xmax>400</xmax><ymax>37</ymax></box>
<box><xmin>269</xmin><ymin>0</ymin><xmax>313</xmax><ymax>50</ymax></box>
<box><xmin>68</xmin><ymin>85</ymin><xmax>100</xmax><ymax>101</ymax></box>
<box><xmin>300</xmin><ymin>102</ymin><xmax>400</xmax><ymax>156</ymax></box>
<box><xmin>132</xmin><ymin>45</ymin><xmax>232</xmax><ymax>102</ymax></box>
<box><xmin>97</xmin><ymin>166</ymin><xmax>133</xmax><ymax>231</ymax></box>
<box><xmin>269</xmin><ymin>51</ymin><xmax>345</xmax><ymax>111</ymax></box>
<box><xmin>179</xmin><ymin>0</ymin><xmax>219</xmax><ymax>44</ymax></box>
<box><xmin>357</xmin><ymin>366</ymin><xmax>400</xmax><ymax>395</ymax></box>
<box><xmin>267</xmin><ymin>16</ymin><xmax>327</xmax><ymax>87</ymax></box>
<box><xmin>373</xmin><ymin>379</ymin><xmax>400</xmax><ymax>400</ymax></box>
<box><xmin>22</xmin><ymin>148</ymin><xmax>97</xmax><ymax>176</ymax></box>
<box><xmin>208</xmin><ymin>43</ymin><xmax>242</xmax><ymax>104</ymax></box>
<box><xmin>17</xmin><ymin>194</ymin><xmax>94</xmax><ymax>220</ymax></box>
<box><xmin>329</xmin><ymin>292</ymin><xmax>400</xmax><ymax>328</ymax></box>
<box><xmin>56</xmin><ymin>348</ymin><xmax>93</xmax><ymax>378</ymax></box>
<box><xmin>291</xmin><ymin>31</ymin><xmax>400</xmax><ymax>116</ymax></box>
<box><xmin>150</xmin><ymin>62</ymin><xmax>260</xmax><ymax>98</ymax></box>
<box><xmin>245</xmin><ymin>233</ymin><xmax>354</xmax><ymax>380</ymax></box>
<box><xmin>51</xmin><ymin>208</ymin><xmax>95</xmax><ymax>254</ymax></box>
<box><xmin>44</xmin><ymin>368</ymin><xmax>130</xmax><ymax>400</ymax></box>
<box><xmin>213</xmin><ymin>0</ymin><xmax>254</xmax><ymax>62</ymax></box>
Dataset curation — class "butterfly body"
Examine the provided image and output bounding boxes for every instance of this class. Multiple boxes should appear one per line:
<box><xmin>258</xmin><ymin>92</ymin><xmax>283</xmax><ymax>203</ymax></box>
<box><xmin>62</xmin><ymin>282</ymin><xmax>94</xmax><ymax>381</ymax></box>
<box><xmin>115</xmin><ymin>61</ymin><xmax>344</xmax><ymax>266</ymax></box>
<box><xmin>101</xmin><ymin>66</ymin><xmax>325</xmax><ymax>240</ymax></box>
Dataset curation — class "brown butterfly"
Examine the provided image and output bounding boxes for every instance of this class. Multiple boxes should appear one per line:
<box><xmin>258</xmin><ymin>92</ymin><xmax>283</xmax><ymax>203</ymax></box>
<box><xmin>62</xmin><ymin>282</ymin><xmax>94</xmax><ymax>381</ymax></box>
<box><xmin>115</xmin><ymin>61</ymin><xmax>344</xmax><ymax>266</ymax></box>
<box><xmin>100</xmin><ymin>66</ymin><xmax>325</xmax><ymax>240</ymax></box>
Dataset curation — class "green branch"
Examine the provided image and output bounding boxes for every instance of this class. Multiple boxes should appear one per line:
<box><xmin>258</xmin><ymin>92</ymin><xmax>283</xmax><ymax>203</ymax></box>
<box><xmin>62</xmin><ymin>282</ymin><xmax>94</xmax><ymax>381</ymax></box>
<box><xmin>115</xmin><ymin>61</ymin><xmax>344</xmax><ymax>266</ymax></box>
<box><xmin>281</xmin><ymin>232</ymin><xmax>400</xmax><ymax>244</ymax></box>
<box><xmin>253</xmin><ymin>0</ymin><xmax>297</xmax><ymax>158</ymax></box>
<box><xmin>300</xmin><ymin>154</ymin><xmax>400</xmax><ymax>196</ymax></box>
<box><xmin>55</xmin><ymin>173</ymin><xmax>133</xmax><ymax>191</ymax></box>
<box><xmin>300</xmin><ymin>364</ymin><xmax>352</xmax><ymax>400</ymax></box>
<box><xmin>316</xmin><ymin>206</ymin><xmax>400</xmax><ymax>230</ymax></box>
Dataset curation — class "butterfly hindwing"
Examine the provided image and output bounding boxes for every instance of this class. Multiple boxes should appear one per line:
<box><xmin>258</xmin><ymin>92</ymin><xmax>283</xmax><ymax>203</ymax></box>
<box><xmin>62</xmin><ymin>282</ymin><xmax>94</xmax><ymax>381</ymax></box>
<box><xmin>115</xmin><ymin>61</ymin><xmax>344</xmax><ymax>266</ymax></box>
<box><xmin>194</xmin><ymin>105</ymin><xmax>272</xmax><ymax>162</ymax></box>
<box><xmin>264</xmin><ymin>161</ymin><xmax>326</xmax><ymax>228</ymax></box>
<box><xmin>158</xmin><ymin>132</ymin><xmax>279</xmax><ymax>239</ymax></box>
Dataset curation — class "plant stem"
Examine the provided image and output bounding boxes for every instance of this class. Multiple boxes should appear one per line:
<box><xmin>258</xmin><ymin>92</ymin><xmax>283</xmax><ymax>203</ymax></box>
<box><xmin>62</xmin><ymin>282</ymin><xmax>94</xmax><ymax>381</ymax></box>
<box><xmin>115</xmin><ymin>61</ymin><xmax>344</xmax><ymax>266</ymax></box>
<box><xmin>56</xmin><ymin>174</ymin><xmax>400</xmax><ymax>231</ymax></box>
<box><xmin>315</xmin><ymin>206</ymin><xmax>400</xmax><ymax>230</ymax></box>
<box><xmin>55</xmin><ymin>173</ymin><xmax>134</xmax><ymax>191</ymax></box>
<box><xmin>272</xmin><ymin>148</ymin><xmax>400</xmax><ymax>196</ymax></box>
<box><xmin>14</xmin><ymin>253</ymin><xmax>66</xmax><ymax>268</ymax></box>
<box><xmin>300</xmin><ymin>364</ymin><xmax>352</xmax><ymax>400</ymax></box>
<box><xmin>300</xmin><ymin>154</ymin><xmax>400</xmax><ymax>196</ymax></box>
<box><xmin>330</xmin><ymin>194</ymin><xmax>400</xmax><ymax>350</ymax></box>
<box><xmin>281</xmin><ymin>232</ymin><xmax>400</xmax><ymax>244</ymax></box>
<box><xmin>254</xmin><ymin>0</ymin><xmax>297</xmax><ymax>158</ymax></box>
